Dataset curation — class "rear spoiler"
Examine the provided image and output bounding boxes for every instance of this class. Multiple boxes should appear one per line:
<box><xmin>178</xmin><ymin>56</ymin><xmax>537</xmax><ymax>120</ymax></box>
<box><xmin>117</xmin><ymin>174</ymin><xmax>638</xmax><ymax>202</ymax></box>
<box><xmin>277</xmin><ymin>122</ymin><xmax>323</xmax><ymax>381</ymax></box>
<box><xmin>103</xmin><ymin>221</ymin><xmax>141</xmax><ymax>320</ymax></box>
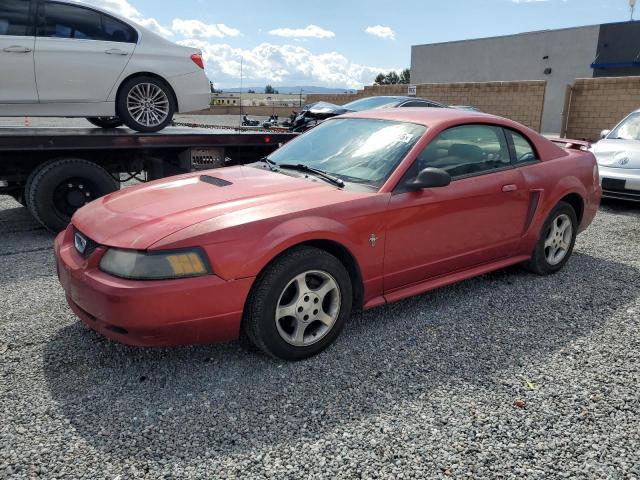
<box><xmin>546</xmin><ymin>137</ymin><xmax>591</xmax><ymax>151</ymax></box>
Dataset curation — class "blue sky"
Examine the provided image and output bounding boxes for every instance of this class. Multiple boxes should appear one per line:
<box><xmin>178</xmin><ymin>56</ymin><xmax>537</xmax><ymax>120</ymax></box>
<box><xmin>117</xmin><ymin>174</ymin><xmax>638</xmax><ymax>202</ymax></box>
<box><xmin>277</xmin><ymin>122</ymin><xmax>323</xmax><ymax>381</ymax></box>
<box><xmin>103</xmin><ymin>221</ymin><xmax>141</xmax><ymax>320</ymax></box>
<box><xmin>88</xmin><ymin>0</ymin><xmax>633</xmax><ymax>89</ymax></box>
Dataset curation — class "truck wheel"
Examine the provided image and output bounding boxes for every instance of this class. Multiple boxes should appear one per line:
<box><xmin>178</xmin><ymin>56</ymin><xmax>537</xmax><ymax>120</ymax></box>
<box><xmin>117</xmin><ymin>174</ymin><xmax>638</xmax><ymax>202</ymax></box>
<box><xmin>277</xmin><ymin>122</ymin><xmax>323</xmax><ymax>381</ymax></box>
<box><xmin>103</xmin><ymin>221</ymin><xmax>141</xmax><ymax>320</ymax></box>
<box><xmin>86</xmin><ymin>117</ymin><xmax>124</xmax><ymax>129</ymax></box>
<box><xmin>26</xmin><ymin>158</ymin><xmax>119</xmax><ymax>232</ymax></box>
<box><xmin>242</xmin><ymin>246</ymin><xmax>352</xmax><ymax>360</ymax></box>
<box><xmin>117</xmin><ymin>76</ymin><xmax>176</xmax><ymax>133</ymax></box>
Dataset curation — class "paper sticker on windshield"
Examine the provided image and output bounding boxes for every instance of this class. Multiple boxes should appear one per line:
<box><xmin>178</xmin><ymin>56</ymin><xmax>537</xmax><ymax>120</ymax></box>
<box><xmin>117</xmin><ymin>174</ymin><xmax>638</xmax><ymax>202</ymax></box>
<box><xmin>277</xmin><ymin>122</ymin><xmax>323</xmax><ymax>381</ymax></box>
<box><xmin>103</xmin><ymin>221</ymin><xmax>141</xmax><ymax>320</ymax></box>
<box><xmin>398</xmin><ymin>133</ymin><xmax>414</xmax><ymax>143</ymax></box>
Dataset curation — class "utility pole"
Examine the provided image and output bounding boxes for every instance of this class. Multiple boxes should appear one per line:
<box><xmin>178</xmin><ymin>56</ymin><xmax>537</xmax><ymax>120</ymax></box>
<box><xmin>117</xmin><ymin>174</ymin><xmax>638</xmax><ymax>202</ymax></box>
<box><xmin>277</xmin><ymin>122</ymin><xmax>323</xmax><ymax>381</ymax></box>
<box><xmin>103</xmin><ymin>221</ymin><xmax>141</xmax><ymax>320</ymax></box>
<box><xmin>632</xmin><ymin>0</ymin><xmax>637</xmax><ymax>21</ymax></box>
<box><xmin>239</xmin><ymin>56</ymin><xmax>243</xmax><ymax>126</ymax></box>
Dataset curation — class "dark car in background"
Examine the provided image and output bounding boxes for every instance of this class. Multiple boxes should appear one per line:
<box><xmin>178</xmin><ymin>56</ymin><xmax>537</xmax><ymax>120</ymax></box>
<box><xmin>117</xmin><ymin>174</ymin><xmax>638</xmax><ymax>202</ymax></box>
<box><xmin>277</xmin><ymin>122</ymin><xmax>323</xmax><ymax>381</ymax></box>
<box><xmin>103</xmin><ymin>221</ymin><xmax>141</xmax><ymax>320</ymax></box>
<box><xmin>291</xmin><ymin>96</ymin><xmax>446</xmax><ymax>132</ymax></box>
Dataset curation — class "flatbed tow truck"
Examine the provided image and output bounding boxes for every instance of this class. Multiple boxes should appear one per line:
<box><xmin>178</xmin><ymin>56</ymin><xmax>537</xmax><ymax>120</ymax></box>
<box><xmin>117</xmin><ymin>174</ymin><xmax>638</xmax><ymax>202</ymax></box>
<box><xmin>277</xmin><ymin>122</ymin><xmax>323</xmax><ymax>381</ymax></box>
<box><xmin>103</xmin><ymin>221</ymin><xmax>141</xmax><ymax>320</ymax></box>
<box><xmin>0</xmin><ymin>125</ymin><xmax>295</xmax><ymax>231</ymax></box>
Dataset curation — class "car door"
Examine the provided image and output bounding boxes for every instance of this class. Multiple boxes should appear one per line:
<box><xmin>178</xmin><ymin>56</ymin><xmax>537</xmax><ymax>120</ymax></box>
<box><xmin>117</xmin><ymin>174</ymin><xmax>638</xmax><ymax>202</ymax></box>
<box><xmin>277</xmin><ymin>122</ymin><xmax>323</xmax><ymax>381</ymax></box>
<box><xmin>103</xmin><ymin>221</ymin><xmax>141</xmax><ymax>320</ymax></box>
<box><xmin>384</xmin><ymin>124</ymin><xmax>531</xmax><ymax>292</ymax></box>
<box><xmin>34</xmin><ymin>1</ymin><xmax>137</xmax><ymax>103</ymax></box>
<box><xmin>0</xmin><ymin>0</ymin><xmax>38</xmax><ymax>103</ymax></box>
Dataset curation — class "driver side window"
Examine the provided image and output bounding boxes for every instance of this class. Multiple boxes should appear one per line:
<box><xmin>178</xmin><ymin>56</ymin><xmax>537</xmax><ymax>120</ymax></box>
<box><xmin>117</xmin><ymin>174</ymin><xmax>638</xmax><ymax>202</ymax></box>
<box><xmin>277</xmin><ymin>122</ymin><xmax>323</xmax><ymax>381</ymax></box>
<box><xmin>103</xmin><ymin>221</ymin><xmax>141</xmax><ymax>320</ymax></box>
<box><xmin>412</xmin><ymin>124</ymin><xmax>511</xmax><ymax>179</ymax></box>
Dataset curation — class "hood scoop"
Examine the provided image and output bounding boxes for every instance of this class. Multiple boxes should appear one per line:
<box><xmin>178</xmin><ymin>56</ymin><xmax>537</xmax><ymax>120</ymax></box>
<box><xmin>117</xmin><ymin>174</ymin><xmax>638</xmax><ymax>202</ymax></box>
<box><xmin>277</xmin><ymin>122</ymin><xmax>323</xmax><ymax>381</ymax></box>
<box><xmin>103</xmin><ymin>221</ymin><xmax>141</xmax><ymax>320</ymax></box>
<box><xmin>200</xmin><ymin>175</ymin><xmax>233</xmax><ymax>187</ymax></box>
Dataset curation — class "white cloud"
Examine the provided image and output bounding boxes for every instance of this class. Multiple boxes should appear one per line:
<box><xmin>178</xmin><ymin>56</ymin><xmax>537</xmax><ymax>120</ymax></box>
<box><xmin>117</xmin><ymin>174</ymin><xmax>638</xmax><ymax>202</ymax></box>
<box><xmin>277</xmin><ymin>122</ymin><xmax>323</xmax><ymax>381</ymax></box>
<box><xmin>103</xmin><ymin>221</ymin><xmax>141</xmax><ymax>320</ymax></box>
<box><xmin>268</xmin><ymin>25</ymin><xmax>335</xmax><ymax>39</ymax></box>
<box><xmin>510</xmin><ymin>0</ymin><xmax>551</xmax><ymax>2</ymax></box>
<box><xmin>179</xmin><ymin>40</ymin><xmax>390</xmax><ymax>89</ymax></box>
<box><xmin>77</xmin><ymin>0</ymin><xmax>172</xmax><ymax>37</ymax></box>
<box><xmin>365</xmin><ymin>25</ymin><xmax>395</xmax><ymax>40</ymax></box>
<box><xmin>172</xmin><ymin>19</ymin><xmax>240</xmax><ymax>39</ymax></box>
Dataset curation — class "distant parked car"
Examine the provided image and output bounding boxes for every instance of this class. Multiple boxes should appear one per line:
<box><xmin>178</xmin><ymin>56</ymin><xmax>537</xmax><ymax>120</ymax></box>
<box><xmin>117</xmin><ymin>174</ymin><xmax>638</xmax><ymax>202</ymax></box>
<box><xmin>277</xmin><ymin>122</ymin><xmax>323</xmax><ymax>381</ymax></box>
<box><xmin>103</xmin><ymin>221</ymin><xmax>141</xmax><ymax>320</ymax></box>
<box><xmin>591</xmin><ymin>109</ymin><xmax>640</xmax><ymax>202</ymax></box>
<box><xmin>450</xmin><ymin>105</ymin><xmax>482</xmax><ymax>112</ymax></box>
<box><xmin>291</xmin><ymin>96</ymin><xmax>446</xmax><ymax>132</ymax></box>
<box><xmin>0</xmin><ymin>0</ymin><xmax>210</xmax><ymax>132</ymax></box>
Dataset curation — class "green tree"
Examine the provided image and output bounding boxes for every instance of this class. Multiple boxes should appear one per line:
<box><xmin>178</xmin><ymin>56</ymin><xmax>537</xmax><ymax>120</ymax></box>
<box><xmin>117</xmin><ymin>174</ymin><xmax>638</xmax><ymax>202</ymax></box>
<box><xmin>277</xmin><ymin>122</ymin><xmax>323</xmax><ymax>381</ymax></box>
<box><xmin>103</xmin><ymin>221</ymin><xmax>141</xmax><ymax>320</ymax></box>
<box><xmin>374</xmin><ymin>73</ymin><xmax>387</xmax><ymax>85</ymax></box>
<box><xmin>399</xmin><ymin>68</ymin><xmax>410</xmax><ymax>84</ymax></box>
<box><xmin>384</xmin><ymin>71</ymin><xmax>400</xmax><ymax>85</ymax></box>
<box><xmin>265</xmin><ymin>85</ymin><xmax>275</xmax><ymax>94</ymax></box>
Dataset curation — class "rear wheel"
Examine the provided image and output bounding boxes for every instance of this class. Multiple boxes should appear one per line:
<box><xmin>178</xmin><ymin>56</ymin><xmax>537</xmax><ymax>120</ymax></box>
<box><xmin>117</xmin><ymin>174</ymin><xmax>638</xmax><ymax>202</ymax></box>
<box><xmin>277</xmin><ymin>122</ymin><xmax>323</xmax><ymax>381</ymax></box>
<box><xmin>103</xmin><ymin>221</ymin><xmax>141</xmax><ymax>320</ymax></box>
<box><xmin>25</xmin><ymin>158</ymin><xmax>119</xmax><ymax>232</ymax></box>
<box><xmin>524</xmin><ymin>201</ymin><xmax>578</xmax><ymax>275</ymax></box>
<box><xmin>117</xmin><ymin>76</ymin><xmax>176</xmax><ymax>133</ymax></box>
<box><xmin>86</xmin><ymin>117</ymin><xmax>124</xmax><ymax>129</ymax></box>
<box><xmin>243</xmin><ymin>247</ymin><xmax>352</xmax><ymax>360</ymax></box>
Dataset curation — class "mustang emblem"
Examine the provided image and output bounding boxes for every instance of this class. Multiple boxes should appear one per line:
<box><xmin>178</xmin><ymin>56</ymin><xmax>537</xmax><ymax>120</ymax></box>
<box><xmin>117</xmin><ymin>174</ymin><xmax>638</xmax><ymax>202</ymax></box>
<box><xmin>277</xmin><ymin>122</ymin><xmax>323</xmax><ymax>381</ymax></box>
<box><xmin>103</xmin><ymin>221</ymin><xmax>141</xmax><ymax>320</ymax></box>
<box><xmin>74</xmin><ymin>232</ymin><xmax>88</xmax><ymax>255</ymax></box>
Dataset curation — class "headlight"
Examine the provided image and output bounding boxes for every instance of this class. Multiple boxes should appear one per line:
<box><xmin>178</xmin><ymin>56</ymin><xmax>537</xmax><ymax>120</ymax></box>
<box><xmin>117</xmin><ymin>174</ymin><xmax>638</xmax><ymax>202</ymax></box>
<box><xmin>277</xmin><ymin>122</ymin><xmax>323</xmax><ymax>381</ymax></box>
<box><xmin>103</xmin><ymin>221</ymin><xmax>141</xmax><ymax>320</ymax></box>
<box><xmin>99</xmin><ymin>248</ymin><xmax>211</xmax><ymax>280</ymax></box>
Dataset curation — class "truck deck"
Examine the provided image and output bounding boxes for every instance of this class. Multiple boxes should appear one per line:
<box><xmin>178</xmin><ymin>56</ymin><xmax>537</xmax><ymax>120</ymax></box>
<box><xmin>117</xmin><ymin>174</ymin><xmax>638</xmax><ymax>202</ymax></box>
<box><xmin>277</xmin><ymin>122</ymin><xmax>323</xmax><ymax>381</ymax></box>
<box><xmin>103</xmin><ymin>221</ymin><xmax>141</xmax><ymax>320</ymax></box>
<box><xmin>0</xmin><ymin>125</ymin><xmax>297</xmax><ymax>231</ymax></box>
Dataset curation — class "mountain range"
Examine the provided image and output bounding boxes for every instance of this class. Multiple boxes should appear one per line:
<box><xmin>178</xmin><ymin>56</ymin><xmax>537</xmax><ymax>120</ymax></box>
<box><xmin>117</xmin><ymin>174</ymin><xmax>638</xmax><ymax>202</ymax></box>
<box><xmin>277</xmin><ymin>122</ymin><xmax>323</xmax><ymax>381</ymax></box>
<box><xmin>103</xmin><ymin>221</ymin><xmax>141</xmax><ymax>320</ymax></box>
<box><xmin>221</xmin><ymin>86</ymin><xmax>357</xmax><ymax>94</ymax></box>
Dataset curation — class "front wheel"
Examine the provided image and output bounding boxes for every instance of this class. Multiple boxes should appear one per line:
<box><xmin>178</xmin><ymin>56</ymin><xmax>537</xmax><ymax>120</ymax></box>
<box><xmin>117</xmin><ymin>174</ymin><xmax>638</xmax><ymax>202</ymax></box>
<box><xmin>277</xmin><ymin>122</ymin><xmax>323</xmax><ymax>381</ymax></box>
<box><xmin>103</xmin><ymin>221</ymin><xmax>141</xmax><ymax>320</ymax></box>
<box><xmin>242</xmin><ymin>247</ymin><xmax>353</xmax><ymax>360</ymax></box>
<box><xmin>117</xmin><ymin>76</ymin><xmax>176</xmax><ymax>133</ymax></box>
<box><xmin>86</xmin><ymin>117</ymin><xmax>124</xmax><ymax>129</ymax></box>
<box><xmin>524</xmin><ymin>201</ymin><xmax>578</xmax><ymax>275</ymax></box>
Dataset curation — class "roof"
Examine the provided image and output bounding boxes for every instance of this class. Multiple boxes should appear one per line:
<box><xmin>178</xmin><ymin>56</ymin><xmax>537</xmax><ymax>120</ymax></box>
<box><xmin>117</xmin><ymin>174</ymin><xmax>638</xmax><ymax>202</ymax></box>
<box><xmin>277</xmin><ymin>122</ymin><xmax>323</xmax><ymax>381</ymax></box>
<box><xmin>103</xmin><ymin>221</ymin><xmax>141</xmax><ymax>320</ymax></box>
<box><xmin>340</xmin><ymin>107</ymin><xmax>511</xmax><ymax>129</ymax></box>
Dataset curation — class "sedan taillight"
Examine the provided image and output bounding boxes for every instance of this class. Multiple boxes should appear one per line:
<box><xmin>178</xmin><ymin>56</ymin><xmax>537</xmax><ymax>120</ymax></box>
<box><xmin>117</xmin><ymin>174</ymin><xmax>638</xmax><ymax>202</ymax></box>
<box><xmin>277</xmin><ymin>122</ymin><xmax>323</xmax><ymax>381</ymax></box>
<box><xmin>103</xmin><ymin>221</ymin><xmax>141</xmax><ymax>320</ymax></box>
<box><xmin>191</xmin><ymin>53</ymin><xmax>205</xmax><ymax>69</ymax></box>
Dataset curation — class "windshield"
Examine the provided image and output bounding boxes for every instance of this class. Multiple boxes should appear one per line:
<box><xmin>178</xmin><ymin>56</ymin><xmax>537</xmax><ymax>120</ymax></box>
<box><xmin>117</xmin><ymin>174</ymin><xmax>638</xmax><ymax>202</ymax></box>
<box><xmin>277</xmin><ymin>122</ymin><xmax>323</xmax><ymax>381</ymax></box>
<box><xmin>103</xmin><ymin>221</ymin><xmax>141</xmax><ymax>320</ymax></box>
<box><xmin>342</xmin><ymin>97</ymin><xmax>405</xmax><ymax>111</ymax></box>
<box><xmin>609</xmin><ymin>112</ymin><xmax>640</xmax><ymax>140</ymax></box>
<box><xmin>267</xmin><ymin>118</ymin><xmax>426</xmax><ymax>189</ymax></box>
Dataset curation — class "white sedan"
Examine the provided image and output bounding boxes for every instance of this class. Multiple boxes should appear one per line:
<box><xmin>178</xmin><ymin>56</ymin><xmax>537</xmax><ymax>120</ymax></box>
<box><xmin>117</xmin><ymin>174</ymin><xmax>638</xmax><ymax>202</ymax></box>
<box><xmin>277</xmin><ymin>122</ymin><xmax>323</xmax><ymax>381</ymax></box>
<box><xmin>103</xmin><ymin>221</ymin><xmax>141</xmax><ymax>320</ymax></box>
<box><xmin>591</xmin><ymin>110</ymin><xmax>640</xmax><ymax>202</ymax></box>
<box><xmin>0</xmin><ymin>0</ymin><xmax>210</xmax><ymax>132</ymax></box>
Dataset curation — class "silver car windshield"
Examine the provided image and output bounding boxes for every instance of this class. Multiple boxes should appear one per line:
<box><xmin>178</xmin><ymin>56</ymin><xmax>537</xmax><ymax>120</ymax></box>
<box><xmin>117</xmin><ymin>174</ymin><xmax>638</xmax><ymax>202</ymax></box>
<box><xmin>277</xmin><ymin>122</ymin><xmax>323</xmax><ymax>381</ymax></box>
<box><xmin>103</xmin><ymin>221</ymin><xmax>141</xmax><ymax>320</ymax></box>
<box><xmin>609</xmin><ymin>112</ymin><xmax>640</xmax><ymax>140</ymax></box>
<box><xmin>267</xmin><ymin>118</ymin><xmax>426</xmax><ymax>188</ymax></box>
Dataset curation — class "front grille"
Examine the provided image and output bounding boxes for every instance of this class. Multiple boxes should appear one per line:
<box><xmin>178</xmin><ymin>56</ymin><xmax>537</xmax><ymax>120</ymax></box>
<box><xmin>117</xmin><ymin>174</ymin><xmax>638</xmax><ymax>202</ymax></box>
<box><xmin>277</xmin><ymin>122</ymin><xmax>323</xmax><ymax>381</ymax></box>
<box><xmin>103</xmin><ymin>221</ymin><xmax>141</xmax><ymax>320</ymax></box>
<box><xmin>73</xmin><ymin>227</ymin><xmax>100</xmax><ymax>258</ymax></box>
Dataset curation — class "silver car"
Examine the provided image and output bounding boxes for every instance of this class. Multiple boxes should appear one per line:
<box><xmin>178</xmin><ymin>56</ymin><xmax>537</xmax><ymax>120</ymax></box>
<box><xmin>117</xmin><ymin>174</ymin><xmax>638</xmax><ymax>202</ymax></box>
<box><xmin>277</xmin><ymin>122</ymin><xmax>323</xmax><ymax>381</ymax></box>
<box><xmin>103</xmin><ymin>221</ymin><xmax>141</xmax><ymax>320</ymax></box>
<box><xmin>591</xmin><ymin>109</ymin><xmax>640</xmax><ymax>202</ymax></box>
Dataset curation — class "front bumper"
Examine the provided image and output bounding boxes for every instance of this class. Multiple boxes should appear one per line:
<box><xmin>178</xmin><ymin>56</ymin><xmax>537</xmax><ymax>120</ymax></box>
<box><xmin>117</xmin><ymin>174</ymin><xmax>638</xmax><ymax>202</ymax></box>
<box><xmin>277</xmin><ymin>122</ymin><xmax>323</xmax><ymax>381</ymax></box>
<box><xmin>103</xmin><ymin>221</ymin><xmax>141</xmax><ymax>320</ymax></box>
<box><xmin>55</xmin><ymin>227</ymin><xmax>254</xmax><ymax>347</ymax></box>
<box><xmin>599</xmin><ymin>165</ymin><xmax>640</xmax><ymax>202</ymax></box>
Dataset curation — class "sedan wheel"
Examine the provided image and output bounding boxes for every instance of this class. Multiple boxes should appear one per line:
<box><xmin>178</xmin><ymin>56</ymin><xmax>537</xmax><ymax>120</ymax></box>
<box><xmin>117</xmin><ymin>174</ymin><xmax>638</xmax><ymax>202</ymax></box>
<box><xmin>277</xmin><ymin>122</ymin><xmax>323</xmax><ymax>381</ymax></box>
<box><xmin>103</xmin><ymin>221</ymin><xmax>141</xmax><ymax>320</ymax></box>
<box><xmin>243</xmin><ymin>246</ymin><xmax>352</xmax><ymax>360</ymax></box>
<box><xmin>117</xmin><ymin>76</ymin><xmax>176</xmax><ymax>133</ymax></box>
<box><xmin>126</xmin><ymin>83</ymin><xmax>170</xmax><ymax>129</ymax></box>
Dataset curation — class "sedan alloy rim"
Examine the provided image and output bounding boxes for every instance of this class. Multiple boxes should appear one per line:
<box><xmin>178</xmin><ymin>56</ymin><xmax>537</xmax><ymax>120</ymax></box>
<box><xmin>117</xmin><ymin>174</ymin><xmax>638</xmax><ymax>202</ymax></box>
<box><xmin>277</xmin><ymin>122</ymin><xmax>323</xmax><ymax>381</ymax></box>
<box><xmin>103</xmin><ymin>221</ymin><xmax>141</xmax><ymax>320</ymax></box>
<box><xmin>544</xmin><ymin>213</ymin><xmax>573</xmax><ymax>266</ymax></box>
<box><xmin>126</xmin><ymin>83</ymin><xmax>170</xmax><ymax>127</ymax></box>
<box><xmin>275</xmin><ymin>270</ymin><xmax>341</xmax><ymax>347</ymax></box>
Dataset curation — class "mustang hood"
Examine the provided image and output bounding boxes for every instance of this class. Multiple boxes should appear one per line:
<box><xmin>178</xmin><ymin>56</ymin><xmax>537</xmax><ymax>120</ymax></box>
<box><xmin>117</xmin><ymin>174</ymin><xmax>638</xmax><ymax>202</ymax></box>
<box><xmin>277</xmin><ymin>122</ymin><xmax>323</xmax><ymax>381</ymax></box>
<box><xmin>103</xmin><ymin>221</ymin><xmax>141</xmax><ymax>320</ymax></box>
<box><xmin>72</xmin><ymin>166</ymin><xmax>347</xmax><ymax>250</ymax></box>
<box><xmin>592</xmin><ymin>139</ymin><xmax>640</xmax><ymax>169</ymax></box>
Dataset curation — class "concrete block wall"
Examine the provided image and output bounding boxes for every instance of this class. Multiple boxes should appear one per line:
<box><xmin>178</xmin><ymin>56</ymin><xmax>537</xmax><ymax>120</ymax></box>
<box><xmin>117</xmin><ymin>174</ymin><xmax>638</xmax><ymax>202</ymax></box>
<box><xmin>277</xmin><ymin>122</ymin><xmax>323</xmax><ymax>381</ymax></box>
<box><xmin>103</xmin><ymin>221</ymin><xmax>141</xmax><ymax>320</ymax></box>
<box><xmin>306</xmin><ymin>81</ymin><xmax>547</xmax><ymax>131</ymax></box>
<box><xmin>563</xmin><ymin>76</ymin><xmax>640</xmax><ymax>141</ymax></box>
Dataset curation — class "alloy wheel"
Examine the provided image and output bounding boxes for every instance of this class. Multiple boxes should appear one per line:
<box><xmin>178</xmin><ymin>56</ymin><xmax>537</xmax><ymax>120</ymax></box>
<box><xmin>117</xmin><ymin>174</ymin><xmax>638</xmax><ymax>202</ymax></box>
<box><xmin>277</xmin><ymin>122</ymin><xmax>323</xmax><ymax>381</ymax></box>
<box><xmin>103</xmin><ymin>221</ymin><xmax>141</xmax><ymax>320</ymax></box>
<box><xmin>275</xmin><ymin>270</ymin><xmax>341</xmax><ymax>347</ymax></box>
<box><xmin>126</xmin><ymin>83</ymin><xmax>170</xmax><ymax>128</ymax></box>
<box><xmin>544</xmin><ymin>213</ymin><xmax>573</xmax><ymax>265</ymax></box>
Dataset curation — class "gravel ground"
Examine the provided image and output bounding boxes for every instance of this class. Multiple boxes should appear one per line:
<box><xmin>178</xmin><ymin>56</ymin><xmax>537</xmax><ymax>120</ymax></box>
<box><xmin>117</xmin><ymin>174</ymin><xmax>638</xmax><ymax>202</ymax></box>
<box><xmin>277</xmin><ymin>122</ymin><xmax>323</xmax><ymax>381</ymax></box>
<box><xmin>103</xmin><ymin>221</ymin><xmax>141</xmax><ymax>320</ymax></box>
<box><xmin>0</xmin><ymin>194</ymin><xmax>639</xmax><ymax>479</ymax></box>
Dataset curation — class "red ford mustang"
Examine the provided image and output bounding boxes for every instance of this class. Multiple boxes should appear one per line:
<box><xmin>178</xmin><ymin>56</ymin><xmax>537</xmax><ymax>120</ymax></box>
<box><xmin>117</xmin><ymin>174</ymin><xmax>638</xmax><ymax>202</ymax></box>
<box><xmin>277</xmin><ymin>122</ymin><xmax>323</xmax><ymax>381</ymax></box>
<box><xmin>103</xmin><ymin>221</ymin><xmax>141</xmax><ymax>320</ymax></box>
<box><xmin>55</xmin><ymin>109</ymin><xmax>601</xmax><ymax>360</ymax></box>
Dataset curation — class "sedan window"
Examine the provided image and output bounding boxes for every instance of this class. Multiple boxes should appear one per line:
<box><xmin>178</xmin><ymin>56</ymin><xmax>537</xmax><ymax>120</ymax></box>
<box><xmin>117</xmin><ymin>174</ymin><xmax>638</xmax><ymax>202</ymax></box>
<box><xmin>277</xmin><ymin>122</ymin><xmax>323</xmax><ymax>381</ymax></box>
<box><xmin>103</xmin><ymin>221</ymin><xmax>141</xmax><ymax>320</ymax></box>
<box><xmin>410</xmin><ymin>124</ymin><xmax>511</xmax><ymax>180</ymax></box>
<box><xmin>266</xmin><ymin>118</ymin><xmax>426</xmax><ymax>189</ymax></box>
<box><xmin>0</xmin><ymin>0</ymin><xmax>32</xmax><ymax>36</ymax></box>
<box><xmin>40</xmin><ymin>2</ymin><xmax>137</xmax><ymax>43</ymax></box>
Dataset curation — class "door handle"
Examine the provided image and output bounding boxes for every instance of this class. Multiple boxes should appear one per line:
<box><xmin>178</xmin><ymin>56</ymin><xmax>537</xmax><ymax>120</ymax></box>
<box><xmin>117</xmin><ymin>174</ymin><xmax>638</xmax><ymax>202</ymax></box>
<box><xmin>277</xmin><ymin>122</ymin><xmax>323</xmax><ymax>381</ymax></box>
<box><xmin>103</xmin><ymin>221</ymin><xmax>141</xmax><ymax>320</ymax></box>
<box><xmin>2</xmin><ymin>46</ymin><xmax>32</xmax><ymax>53</ymax></box>
<box><xmin>105</xmin><ymin>48</ymin><xmax>128</xmax><ymax>55</ymax></box>
<box><xmin>502</xmin><ymin>184</ymin><xmax>518</xmax><ymax>192</ymax></box>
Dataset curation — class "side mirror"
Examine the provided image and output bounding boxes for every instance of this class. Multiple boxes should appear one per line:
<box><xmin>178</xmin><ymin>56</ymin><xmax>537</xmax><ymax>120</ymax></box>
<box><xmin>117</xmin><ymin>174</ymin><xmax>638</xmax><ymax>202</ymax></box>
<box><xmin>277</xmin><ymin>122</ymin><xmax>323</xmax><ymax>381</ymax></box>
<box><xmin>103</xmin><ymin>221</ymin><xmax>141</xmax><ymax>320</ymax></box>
<box><xmin>408</xmin><ymin>167</ymin><xmax>451</xmax><ymax>190</ymax></box>
<box><xmin>600</xmin><ymin>129</ymin><xmax>611</xmax><ymax>139</ymax></box>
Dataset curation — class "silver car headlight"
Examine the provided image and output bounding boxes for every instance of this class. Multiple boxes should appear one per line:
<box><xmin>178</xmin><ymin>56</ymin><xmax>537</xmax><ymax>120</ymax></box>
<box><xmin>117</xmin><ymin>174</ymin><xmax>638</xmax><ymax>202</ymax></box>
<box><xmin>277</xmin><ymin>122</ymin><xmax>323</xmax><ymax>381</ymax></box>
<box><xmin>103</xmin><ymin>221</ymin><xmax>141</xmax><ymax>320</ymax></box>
<box><xmin>99</xmin><ymin>248</ymin><xmax>211</xmax><ymax>280</ymax></box>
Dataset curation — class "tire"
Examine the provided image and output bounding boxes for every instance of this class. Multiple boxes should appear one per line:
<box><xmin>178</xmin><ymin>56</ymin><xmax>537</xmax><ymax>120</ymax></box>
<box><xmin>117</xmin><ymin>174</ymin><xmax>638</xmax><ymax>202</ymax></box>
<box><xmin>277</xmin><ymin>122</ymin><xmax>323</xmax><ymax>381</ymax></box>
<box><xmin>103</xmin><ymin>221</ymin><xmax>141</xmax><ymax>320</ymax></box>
<box><xmin>524</xmin><ymin>201</ymin><xmax>578</xmax><ymax>275</ymax></box>
<box><xmin>26</xmin><ymin>158</ymin><xmax>119</xmax><ymax>232</ymax></box>
<box><xmin>117</xmin><ymin>76</ymin><xmax>176</xmax><ymax>133</ymax></box>
<box><xmin>86</xmin><ymin>117</ymin><xmax>124</xmax><ymax>129</ymax></box>
<box><xmin>242</xmin><ymin>246</ymin><xmax>353</xmax><ymax>360</ymax></box>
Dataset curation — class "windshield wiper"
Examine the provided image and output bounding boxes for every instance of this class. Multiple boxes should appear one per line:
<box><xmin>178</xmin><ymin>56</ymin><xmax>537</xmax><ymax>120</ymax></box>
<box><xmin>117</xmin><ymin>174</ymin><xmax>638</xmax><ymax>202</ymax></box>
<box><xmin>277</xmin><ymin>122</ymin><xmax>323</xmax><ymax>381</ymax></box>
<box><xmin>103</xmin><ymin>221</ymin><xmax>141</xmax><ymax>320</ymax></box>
<box><xmin>278</xmin><ymin>163</ymin><xmax>345</xmax><ymax>188</ymax></box>
<box><xmin>258</xmin><ymin>157</ymin><xmax>278</xmax><ymax>171</ymax></box>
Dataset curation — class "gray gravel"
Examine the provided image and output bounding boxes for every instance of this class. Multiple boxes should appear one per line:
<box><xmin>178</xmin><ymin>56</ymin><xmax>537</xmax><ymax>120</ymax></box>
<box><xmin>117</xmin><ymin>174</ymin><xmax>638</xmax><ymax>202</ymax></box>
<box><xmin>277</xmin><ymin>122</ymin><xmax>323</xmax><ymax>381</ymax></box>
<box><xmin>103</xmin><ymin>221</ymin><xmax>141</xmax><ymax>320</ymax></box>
<box><xmin>0</xmin><ymin>194</ymin><xmax>639</xmax><ymax>479</ymax></box>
